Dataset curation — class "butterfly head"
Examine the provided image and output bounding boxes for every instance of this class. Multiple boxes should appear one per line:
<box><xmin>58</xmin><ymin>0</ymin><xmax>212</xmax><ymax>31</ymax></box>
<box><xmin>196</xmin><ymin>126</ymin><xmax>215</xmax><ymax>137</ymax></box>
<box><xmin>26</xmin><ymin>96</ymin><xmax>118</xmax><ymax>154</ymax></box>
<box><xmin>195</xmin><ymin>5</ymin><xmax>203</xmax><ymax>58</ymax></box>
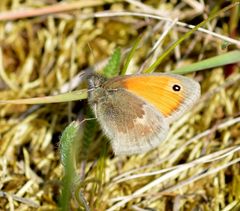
<box><xmin>87</xmin><ymin>73</ymin><xmax>108</xmax><ymax>105</ymax></box>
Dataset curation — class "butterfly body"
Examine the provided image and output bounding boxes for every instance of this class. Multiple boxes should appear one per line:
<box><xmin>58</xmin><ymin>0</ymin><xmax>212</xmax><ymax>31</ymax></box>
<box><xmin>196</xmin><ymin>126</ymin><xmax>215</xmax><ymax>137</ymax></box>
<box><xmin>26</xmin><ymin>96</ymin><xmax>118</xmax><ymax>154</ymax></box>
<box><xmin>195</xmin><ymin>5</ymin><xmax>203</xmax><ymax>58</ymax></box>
<box><xmin>88</xmin><ymin>73</ymin><xmax>200</xmax><ymax>155</ymax></box>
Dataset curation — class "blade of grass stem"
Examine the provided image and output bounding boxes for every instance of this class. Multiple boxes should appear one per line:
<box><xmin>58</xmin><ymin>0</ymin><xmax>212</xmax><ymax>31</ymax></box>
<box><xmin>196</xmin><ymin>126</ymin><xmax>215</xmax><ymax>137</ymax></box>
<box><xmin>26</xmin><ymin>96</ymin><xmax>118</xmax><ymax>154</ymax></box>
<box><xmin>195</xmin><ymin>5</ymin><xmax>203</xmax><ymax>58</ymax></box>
<box><xmin>0</xmin><ymin>89</ymin><xmax>87</xmax><ymax>104</ymax></box>
<box><xmin>121</xmin><ymin>35</ymin><xmax>142</xmax><ymax>75</ymax></box>
<box><xmin>59</xmin><ymin>121</ymin><xmax>80</xmax><ymax>210</ymax></box>
<box><xmin>172</xmin><ymin>50</ymin><xmax>240</xmax><ymax>74</ymax></box>
<box><xmin>103</xmin><ymin>48</ymin><xmax>121</xmax><ymax>78</ymax></box>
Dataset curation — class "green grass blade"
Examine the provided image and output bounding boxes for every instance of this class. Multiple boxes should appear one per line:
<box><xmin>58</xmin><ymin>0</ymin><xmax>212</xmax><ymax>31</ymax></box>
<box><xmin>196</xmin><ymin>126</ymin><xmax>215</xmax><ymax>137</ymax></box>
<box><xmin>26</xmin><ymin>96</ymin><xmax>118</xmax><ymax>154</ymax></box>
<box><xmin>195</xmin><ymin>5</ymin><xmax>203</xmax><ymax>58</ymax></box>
<box><xmin>59</xmin><ymin>121</ymin><xmax>80</xmax><ymax>211</ymax></box>
<box><xmin>0</xmin><ymin>89</ymin><xmax>88</xmax><ymax>104</ymax></box>
<box><xmin>144</xmin><ymin>3</ymin><xmax>239</xmax><ymax>73</ymax></box>
<box><xmin>172</xmin><ymin>50</ymin><xmax>240</xmax><ymax>74</ymax></box>
<box><xmin>103</xmin><ymin>48</ymin><xmax>121</xmax><ymax>78</ymax></box>
<box><xmin>80</xmin><ymin>107</ymin><xmax>98</xmax><ymax>160</ymax></box>
<box><xmin>121</xmin><ymin>35</ymin><xmax>142</xmax><ymax>75</ymax></box>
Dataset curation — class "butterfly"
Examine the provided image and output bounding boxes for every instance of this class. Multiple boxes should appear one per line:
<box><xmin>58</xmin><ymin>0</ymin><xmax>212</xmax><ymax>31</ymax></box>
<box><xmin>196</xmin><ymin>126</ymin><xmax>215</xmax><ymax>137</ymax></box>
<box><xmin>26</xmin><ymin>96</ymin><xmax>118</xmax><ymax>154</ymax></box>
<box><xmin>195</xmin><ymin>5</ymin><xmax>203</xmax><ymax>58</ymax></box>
<box><xmin>87</xmin><ymin>73</ymin><xmax>200</xmax><ymax>155</ymax></box>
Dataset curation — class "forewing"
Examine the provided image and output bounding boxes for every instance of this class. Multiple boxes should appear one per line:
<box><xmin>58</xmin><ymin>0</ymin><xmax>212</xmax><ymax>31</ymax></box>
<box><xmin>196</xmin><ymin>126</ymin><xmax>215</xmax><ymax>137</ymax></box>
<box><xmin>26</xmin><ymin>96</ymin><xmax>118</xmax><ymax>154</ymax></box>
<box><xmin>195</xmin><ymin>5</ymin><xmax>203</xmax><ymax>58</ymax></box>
<box><xmin>105</xmin><ymin>73</ymin><xmax>200</xmax><ymax>123</ymax></box>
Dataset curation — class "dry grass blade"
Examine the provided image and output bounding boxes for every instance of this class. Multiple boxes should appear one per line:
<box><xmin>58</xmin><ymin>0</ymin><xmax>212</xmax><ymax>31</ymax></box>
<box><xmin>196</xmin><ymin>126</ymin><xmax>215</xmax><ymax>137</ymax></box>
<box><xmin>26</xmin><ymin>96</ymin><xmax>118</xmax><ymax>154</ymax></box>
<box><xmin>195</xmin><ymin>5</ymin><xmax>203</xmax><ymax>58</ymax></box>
<box><xmin>0</xmin><ymin>191</ymin><xmax>39</xmax><ymax>208</ymax></box>
<box><xmin>81</xmin><ymin>10</ymin><xmax>240</xmax><ymax>46</ymax></box>
<box><xmin>107</xmin><ymin>147</ymin><xmax>240</xmax><ymax>210</ymax></box>
<box><xmin>0</xmin><ymin>0</ymin><xmax>104</xmax><ymax>21</ymax></box>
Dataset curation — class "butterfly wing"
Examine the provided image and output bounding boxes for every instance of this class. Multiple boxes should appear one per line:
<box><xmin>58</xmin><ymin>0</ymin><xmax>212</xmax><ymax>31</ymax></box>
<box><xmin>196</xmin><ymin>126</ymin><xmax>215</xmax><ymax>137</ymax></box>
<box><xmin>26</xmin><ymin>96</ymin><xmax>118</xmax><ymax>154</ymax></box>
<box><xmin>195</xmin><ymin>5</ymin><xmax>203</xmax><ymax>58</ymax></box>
<box><xmin>104</xmin><ymin>73</ymin><xmax>200</xmax><ymax>123</ymax></box>
<box><xmin>93</xmin><ymin>89</ymin><xmax>169</xmax><ymax>155</ymax></box>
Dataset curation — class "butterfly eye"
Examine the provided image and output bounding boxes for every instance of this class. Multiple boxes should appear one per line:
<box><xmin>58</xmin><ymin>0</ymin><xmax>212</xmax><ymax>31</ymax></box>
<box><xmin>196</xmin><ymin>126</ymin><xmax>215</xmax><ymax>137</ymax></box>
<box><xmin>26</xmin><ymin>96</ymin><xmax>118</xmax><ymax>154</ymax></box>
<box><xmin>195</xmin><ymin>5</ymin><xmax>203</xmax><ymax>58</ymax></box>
<box><xmin>172</xmin><ymin>84</ymin><xmax>181</xmax><ymax>92</ymax></box>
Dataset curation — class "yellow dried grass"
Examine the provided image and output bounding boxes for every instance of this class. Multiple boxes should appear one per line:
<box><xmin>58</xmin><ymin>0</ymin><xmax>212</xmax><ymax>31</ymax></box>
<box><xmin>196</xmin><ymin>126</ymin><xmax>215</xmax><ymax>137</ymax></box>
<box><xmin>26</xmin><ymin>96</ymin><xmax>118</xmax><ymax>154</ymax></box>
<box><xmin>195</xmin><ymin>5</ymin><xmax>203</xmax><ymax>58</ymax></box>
<box><xmin>0</xmin><ymin>0</ymin><xmax>239</xmax><ymax>210</ymax></box>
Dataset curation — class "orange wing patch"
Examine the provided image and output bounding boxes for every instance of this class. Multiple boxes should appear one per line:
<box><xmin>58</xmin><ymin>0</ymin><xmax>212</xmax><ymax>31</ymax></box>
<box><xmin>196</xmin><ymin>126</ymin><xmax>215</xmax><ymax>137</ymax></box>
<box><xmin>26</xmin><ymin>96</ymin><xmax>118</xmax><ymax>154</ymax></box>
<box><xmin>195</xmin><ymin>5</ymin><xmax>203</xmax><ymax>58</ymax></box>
<box><xmin>122</xmin><ymin>76</ymin><xmax>184</xmax><ymax>117</ymax></box>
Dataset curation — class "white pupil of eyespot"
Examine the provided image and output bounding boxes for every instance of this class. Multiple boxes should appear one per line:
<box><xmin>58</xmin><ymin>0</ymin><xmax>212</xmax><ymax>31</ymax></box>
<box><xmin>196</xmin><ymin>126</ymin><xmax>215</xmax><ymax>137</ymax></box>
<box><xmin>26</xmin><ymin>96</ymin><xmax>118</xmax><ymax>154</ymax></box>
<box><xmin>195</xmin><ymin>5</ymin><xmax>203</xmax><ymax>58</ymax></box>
<box><xmin>172</xmin><ymin>84</ymin><xmax>181</xmax><ymax>91</ymax></box>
